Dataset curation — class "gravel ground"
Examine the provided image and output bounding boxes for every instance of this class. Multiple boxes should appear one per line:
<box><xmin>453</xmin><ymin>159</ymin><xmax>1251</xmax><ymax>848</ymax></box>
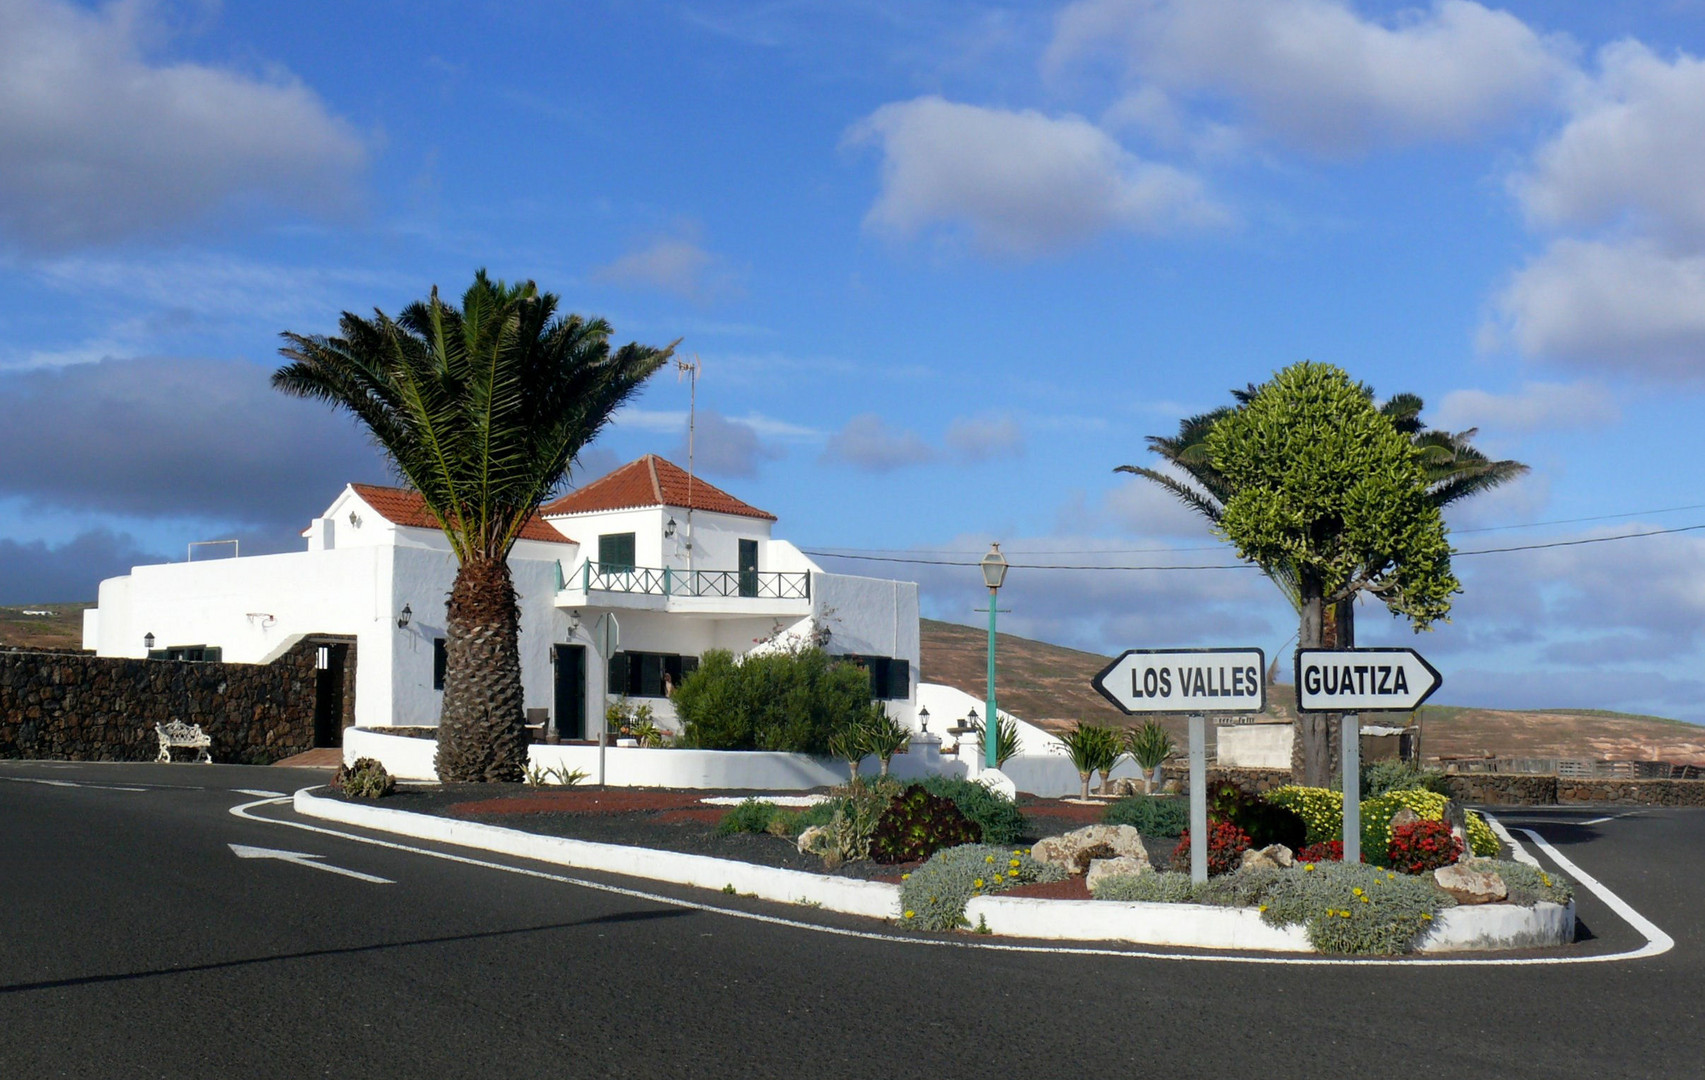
<box><xmin>328</xmin><ymin>783</ymin><xmax>1188</xmax><ymax>878</ymax></box>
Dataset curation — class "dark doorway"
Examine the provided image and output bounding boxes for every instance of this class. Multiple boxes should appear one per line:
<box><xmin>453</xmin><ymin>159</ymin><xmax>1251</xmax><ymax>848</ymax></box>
<box><xmin>554</xmin><ymin>644</ymin><xmax>587</xmax><ymax>740</ymax></box>
<box><xmin>739</xmin><ymin>538</ymin><xmax>758</xmax><ymax>598</ymax></box>
<box><xmin>313</xmin><ymin>643</ymin><xmax>349</xmax><ymax>748</ymax></box>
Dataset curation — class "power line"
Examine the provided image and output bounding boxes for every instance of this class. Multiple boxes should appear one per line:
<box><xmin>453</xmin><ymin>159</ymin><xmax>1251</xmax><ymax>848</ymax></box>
<box><xmin>803</xmin><ymin>498</ymin><xmax>1705</xmax><ymax>557</ymax></box>
<box><xmin>800</xmin><ymin>521</ymin><xmax>1705</xmax><ymax>573</ymax></box>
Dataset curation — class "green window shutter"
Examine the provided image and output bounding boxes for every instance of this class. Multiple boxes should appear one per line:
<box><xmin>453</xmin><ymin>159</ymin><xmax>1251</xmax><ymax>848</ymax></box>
<box><xmin>886</xmin><ymin>658</ymin><xmax>909</xmax><ymax>700</ymax></box>
<box><xmin>598</xmin><ymin>533</ymin><xmax>636</xmax><ymax>570</ymax></box>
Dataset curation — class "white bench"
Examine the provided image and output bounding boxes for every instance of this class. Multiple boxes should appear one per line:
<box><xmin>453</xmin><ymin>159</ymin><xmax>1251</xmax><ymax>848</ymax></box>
<box><xmin>155</xmin><ymin>721</ymin><xmax>213</xmax><ymax>764</ymax></box>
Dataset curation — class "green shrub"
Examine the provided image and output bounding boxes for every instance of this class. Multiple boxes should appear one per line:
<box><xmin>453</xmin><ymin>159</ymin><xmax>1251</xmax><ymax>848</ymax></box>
<box><xmin>871</xmin><ymin>788</ymin><xmax>980</xmax><ymax>864</ymax></box>
<box><xmin>899</xmin><ymin>843</ymin><xmax>1065</xmax><ymax>931</ymax></box>
<box><xmin>1189</xmin><ymin>866</ymin><xmax>1280</xmax><ymax>907</ymax></box>
<box><xmin>801</xmin><ymin>779</ymin><xmax>894</xmax><ymax>867</ymax></box>
<box><xmin>673</xmin><ymin>647</ymin><xmax>873</xmax><ymax>755</ymax></box>
<box><xmin>914</xmin><ymin>776</ymin><xmax>1025</xmax><ymax>844</ymax></box>
<box><xmin>1260</xmin><ymin>861</ymin><xmax>1455</xmax><ymax>954</ymax></box>
<box><xmin>1466</xmin><ymin>859</ymin><xmax>1573</xmax><ymax>907</ymax></box>
<box><xmin>769</xmin><ymin>800</ymin><xmax>837</xmax><ymax>837</ymax></box>
<box><xmin>335</xmin><ymin>757</ymin><xmax>394</xmax><ymax>799</ymax></box>
<box><xmin>715</xmin><ymin>798</ymin><xmax>780</xmax><ymax>836</ymax></box>
<box><xmin>975</xmin><ymin>714</ymin><xmax>1021</xmax><ymax>768</ymax></box>
<box><xmin>1361</xmin><ymin>789</ymin><xmax>1498</xmax><ymax>867</ymax></box>
<box><xmin>1263</xmin><ymin>785</ymin><xmax>1344</xmax><ymax>844</ymax></box>
<box><xmin>1208</xmin><ymin>781</ymin><xmax>1306</xmax><ymax>850</ymax></box>
<box><xmin>1361</xmin><ymin>760</ymin><xmax>1450</xmax><ymax>798</ymax></box>
<box><xmin>1092</xmin><ymin>870</ymin><xmax>1194</xmax><ymax>902</ymax></box>
<box><xmin>1102</xmin><ymin>795</ymin><xmax>1188</xmax><ymax>838</ymax></box>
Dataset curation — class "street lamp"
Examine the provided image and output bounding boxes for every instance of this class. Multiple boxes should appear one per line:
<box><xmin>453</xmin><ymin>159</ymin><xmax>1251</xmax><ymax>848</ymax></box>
<box><xmin>980</xmin><ymin>542</ymin><xmax>1008</xmax><ymax>769</ymax></box>
<box><xmin>917</xmin><ymin>705</ymin><xmax>930</xmax><ymax>734</ymax></box>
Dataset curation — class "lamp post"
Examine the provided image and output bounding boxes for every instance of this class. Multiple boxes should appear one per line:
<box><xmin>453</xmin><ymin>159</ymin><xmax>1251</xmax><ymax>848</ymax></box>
<box><xmin>980</xmin><ymin>541</ymin><xmax>1008</xmax><ymax>770</ymax></box>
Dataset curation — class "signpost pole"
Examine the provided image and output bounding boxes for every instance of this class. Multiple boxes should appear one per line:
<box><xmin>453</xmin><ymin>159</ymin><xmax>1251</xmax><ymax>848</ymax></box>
<box><xmin>1189</xmin><ymin>712</ymin><xmax>1207</xmax><ymax>885</ymax></box>
<box><xmin>1341</xmin><ymin>712</ymin><xmax>1360</xmax><ymax>866</ymax></box>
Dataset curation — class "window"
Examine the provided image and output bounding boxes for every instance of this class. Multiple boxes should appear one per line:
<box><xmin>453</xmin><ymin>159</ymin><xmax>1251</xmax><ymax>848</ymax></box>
<box><xmin>607</xmin><ymin>651</ymin><xmax>699</xmax><ymax>698</ymax></box>
<box><xmin>147</xmin><ymin>645</ymin><xmax>222</xmax><ymax>662</ymax></box>
<box><xmin>598</xmin><ymin>532</ymin><xmax>636</xmax><ymax>570</ymax></box>
<box><xmin>738</xmin><ymin>538</ymin><xmax>758</xmax><ymax>598</ymax></box>
<box><xmin>433</xmin><ymin>638</ymin><xmax>447</xmax><ymax>690</ymax></box>
<box><xmin>842</xmin><ymin>655</ymin><xmax>910</xmax><ymax>700</ymax></box>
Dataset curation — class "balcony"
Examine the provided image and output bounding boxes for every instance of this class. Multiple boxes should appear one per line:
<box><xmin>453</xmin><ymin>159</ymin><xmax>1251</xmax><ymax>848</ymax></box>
<box><xmin>555</xmin><ymin>559</ymin><xmax>812</xmax><ymax>615</ymax></box>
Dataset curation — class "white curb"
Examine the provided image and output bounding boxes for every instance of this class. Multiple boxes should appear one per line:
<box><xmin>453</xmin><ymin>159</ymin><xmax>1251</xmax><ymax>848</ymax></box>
<box><xmin>294</xmin><ymin>789</ymin><xmax>1578</xmax><ymax>954</ymax></box>
<box><xmin>293</xmin><ymin>788</ymin><xmax>900</xmax><ymax>920</ymax></box>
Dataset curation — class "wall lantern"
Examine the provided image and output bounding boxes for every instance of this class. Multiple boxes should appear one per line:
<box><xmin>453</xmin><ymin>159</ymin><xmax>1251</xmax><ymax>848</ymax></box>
<box><xmin>143</xmin><ymin>632</ymin><xmax>155</xmax><ymax>650</ymax></box>
<box><xmin>664</xmin><ymin>517</ymin><xmax>677</xmax><ymax>539</ymax></box>
<box><xmin>348</xmin><ymin>511</ymin><xmax>362</xmax><ymax>528</ymax></box>
<box><xmin>567</xmin><ymin>609</ymin><xmax>581</xmax><ymax>634</ymax></box>
<box><xmin>917</xmin><ymin>706</ymin><xmax>930</xmax><ymax>733</ymax></box>
<box><xmin>397</xmin><ymin>603</ymin><xmax>412</xmax><ymax>630</ymax></box>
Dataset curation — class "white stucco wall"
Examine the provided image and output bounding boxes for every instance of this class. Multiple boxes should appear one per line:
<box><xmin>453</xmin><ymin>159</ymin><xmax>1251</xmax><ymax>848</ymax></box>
<box><xmin>1216</xmin><ymin>722</ymin><xmax>1294</xmax><ymax>769</ymax></box>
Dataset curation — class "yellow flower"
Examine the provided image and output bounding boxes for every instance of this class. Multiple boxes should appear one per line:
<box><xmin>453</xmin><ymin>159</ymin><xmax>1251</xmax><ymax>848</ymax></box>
<box><xmin>974</xmin><ymin>878</ymin><xmax>985</xmax><ymax>888</ymax></box>
<box><xmin>1352</xmin><ymin>887</ymin><xmax>1364</xmax><ymax>896</ymax></box>
<box><xmin>1304</xmin><ymin>863</ymin><xmax>1316</xmax><ymax>872</ymax></box>
<box><xmin>1259</xmin><ymin>905</ymin><xmax>1268</xmax><ymax>913</ymax></box>
<box><xmin>1010</xmin><ymin>859</ymin><xmax>1022</xmax><ymax>868</ymax></box>
<box><xmin>1340</xmin><ymin>910</ymin><xmax>1351</xmax><ymax>919</ymax></box>
<box><xmin>986</xmin><ymin>855</ymin><xmax>996</xmax><ymax>864</ymax></box>
<box><xmin>901</xmin><ymin>873</ymin><xmax>910</xmax><ymax>880</ymax></box>
<box><xmin>1421</xmin><ymin>912</ymin><xmax>1432</xmax><ymax>921</ymax></box>
<box><xmin>1360</xmin><ymin>896</ymin><xmax>1369</xmax><ymax>904</ymax></box>
<box><xmin>904</xmin><ymin>910</ymin><xmax>915</xmax><ymax>919</ymax></box>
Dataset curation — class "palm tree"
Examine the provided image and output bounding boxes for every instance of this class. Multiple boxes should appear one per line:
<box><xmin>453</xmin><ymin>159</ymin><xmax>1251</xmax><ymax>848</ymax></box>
<box><xmin>1117</xmin><ymin>385</ymin><xmax>1527</xmax><ymax>643</ymax></box>
<box><xmin>274</xmin><ymin>271</ymin><xmax>673</xmax><ymax>781</ymax></box>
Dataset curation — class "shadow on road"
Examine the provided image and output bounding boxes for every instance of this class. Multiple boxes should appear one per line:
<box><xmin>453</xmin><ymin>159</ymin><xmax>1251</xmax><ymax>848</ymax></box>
<box><xmin>0</xmin><ymin>907</ymin><xmax>693</xmax><ymax>996</ymax></box>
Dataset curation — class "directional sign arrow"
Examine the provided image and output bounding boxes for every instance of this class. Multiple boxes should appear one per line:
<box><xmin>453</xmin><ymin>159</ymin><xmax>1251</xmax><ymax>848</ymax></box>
<box><xmin>1293</xmin><ymin>647</ymin><xmax>1442</xmax><ymax>712</ymax></box>
<box><xmin>1092</xmin><ymin>648</ymin><xmax>1267</xmax><ymax>714</ymax></box>
<box><xmin>228</xmin><ymin>844</ymin><xmax>394</xmax><ymax>884</ymax></box>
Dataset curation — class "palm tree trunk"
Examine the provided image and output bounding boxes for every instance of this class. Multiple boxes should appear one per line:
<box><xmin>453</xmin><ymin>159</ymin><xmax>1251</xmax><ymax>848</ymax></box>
<box><xmin>435</xmin><ymin>557</ymin><xmax>528</xmax><ymax>782</ymax></box>
<box><xmin>1293</xmin><ymin>568</ymin><xmax>1330</xmax><ymax>788</ymax></box>
<box><xmin>1079</xmin><ymin>771</ymin><xmax>1091</xmax><ymax>801</ymax></box>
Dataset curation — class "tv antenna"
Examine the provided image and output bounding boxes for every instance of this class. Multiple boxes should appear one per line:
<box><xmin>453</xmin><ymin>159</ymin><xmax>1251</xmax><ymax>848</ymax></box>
<box><xmin>676</xmin><ymin>355</ymin><xmax>701</xmax><ymax>564</ymax></box>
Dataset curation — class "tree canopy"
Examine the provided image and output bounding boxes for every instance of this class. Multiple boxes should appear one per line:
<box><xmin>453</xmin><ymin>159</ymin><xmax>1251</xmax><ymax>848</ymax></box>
<box><xmin>1206</xmin><ymin>361</ymin><xmax>1460</xmax><ymax>631</ymax></box>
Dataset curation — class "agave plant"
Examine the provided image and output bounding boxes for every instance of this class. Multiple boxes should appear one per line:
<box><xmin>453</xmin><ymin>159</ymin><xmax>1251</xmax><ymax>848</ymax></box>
<box><xmin>1060</xmin><ymin>722</ymin><xmax>1123</xmax><ymax>801</ymax></box>
<box><xmin>975</xmin><ymin>713</ymin><xmax>1021</xmax><ymax>768</ymax></box>
<box><xmin>861</xmin><ymin>705</ymin><xmax>913</xmax><ymax>777</ymax></box>
<box><xmin>1125</xmin><ymin>720</ymin><xmax>1176</xmax><ymax>793</ymax></box>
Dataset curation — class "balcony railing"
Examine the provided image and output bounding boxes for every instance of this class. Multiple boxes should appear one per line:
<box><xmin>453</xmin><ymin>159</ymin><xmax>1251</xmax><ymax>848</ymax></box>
<box><xmin>558</xmin><ymin>560</ymin><xmax>810</xmax><ymax>601</ymax></box>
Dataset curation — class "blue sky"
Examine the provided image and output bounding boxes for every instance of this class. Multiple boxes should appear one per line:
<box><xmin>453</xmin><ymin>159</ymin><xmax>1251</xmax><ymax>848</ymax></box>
<box><xmin>5</xmin><ymin>0</ymin><xmax>1705</xmax><ymax>720</ymax></box>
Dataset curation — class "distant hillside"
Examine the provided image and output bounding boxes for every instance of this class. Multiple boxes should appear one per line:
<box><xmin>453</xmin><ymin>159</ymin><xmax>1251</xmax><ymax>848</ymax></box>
<box><xmin>920</xmin><ymin>618</ymin><xmax>1705</xmax><ymax>765</ymax></box>
<box><xmin>0</xmin><ymin>605</ymin><xmax>89</xmax><ymax>650</ymax></box>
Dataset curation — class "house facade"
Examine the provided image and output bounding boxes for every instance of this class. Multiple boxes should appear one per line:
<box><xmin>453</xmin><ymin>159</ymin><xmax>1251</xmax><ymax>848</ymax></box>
<box><xmin>82</xmin><ymin>455</ymin><xmax>922</xmax><ymax>745</ymax></box>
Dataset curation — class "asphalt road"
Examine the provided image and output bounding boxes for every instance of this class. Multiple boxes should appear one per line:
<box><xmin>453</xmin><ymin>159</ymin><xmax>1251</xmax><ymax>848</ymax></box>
<box><xmin>1</xmin><ymin>759</ymin><xmax>1701</xmax><ymax>1079</ymax></box>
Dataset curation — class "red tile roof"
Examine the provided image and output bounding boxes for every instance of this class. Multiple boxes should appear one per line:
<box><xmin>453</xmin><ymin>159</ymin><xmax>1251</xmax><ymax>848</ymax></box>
<box><xmin>541</xmin><ymin>454</ymin><xmax>776</xmax><ymax>521</ymax></box>
<box><xmin>349</xmin><ymin>484</ymin><xmax>575</xmax><ymax>544</ymax></box>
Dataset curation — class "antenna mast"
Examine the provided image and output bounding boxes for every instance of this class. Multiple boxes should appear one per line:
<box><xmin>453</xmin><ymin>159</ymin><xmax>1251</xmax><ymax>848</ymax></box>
<box><xmin>676</xmin><ymin>355</ymin><xmax>701</xmax><ymax>568</ymax></box>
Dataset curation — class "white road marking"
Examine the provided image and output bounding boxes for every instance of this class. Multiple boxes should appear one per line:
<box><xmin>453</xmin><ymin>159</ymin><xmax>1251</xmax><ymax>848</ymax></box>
<box><xmin>1516</xmin><ymin>828</ymin><xmax>1673</xmax><ymax>960</ymax></box>
<box><xmin>229</xmin><ymin>796</ymin><xmax>1672</xmax><ymax>968</ymax></box>
<box><xmin>0</xmin><ymin>775</ymin><xmax>147</xmax><ymax>792</ymax></box>
<box><xmin>234</xmin><ymin>789</ymin><xmax>288</xmax><ymax>798</ymax></box>
<box><xmin>227</xmin><ymin>842</ymin><xmax>395</xmax><ymax>884</ymax></box>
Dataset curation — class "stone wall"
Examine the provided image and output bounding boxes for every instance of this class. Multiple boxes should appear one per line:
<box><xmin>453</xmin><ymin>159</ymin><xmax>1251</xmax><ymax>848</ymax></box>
<box><xmin>0</xmin><ymin>636</ymin><xmax>355</xmax><ymax>765</ymax></box>
<box><xmin>1162</xmin><ymin>764</ymin><xmax>1294</xmax><ymax>794</ymax></box>
<box><xmin>1446</xmin><ymin>772</ymin><xmax>1705</xmax><ymax>807</ymax></box>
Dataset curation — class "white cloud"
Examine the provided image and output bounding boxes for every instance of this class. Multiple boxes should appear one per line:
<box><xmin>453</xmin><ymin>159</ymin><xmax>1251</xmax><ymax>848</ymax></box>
<box><xmin>1048</xmin><ymin>0</ymin><xmax>1570</xmax><ymax>155</ymax></box>
<box><xmin>1490</xmin><ymin>239</ymin><xmax>1705</xmax><ymax>378</ymax></box>
<box><xmin>671</xmin><ymin>410</ymin><xmax>781</xmax><ymax>478</ymax></box>
<box><xmin>591</xmin><ymin>225</ymin><xmax>739</xmax><ymax>302</ymax></box>
<box><xmin>0</xmin><ymin>0</ymin><xmax>364</xmax><ymax>248</ymax></box>
<box><xmin>944</xmin><ymin>413</ymin><xmax>1024</xmax><ymax>461</ymax></box>
<box><xmin>821</xmin><ymin>414</ymin><xmax>935</xmax><ymax>471</ymax></box>
<box><xmin>1433</xmin><ymin>381</ymin><xmax>1620</xmax><ymax>432</ymax></box>
<box><xmin>1515</xmin><ymin>41</ymin><xmax>1705</xmax><ymax>241</ymax></box>
<box><xmin>845</xmin><ymin>96</ymin><xmax>1225</xmax><ymax>255</ymax></box>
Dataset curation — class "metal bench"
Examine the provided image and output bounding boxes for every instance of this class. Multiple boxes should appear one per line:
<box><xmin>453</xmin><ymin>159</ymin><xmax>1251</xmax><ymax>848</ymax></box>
<box><xmin>155</xmin><ymin>721</ymin><xmax>213</xmax><ymax>764</ymax></box>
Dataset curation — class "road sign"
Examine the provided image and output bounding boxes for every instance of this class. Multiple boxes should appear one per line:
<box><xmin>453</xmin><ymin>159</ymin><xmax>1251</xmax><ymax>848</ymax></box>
<box><xmin>592</xmin><ymin>613</ymin><xmax>620</xmax><ymax>659</ymax></box>
<box><xmin>228</xmin><ymin>844</ymin><xmax>394</xmax><ymax>884</ymax></box>
<box><xmin>1092</xmin><ymin>648</ymin><xmax>1267</xmax><ymax>714</ymax></box>
<box><xmin>1293</xmin><ymin>647</ymin><xmax>1441</xmax><ymax>712</ymax></box>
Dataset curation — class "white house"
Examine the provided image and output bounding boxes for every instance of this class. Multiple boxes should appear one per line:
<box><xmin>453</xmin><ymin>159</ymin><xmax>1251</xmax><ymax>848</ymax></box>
<box><xmin>83</xmin><ymin>454</ymin><xmax>922</xmax><ymax>748</ymax></box>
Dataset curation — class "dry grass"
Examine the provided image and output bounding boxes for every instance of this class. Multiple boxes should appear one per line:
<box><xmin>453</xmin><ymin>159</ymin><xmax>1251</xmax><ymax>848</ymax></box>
<box><xmin>0</xmin><ymin>604</ymin><xmax>90</xmax><ymax>650</ymax></box>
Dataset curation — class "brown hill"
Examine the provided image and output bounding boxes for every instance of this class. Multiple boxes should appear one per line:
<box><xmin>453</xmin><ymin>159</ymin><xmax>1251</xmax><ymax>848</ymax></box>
<box><xmin>920</xmin><ymin>618</ymin><xmax>1705</xmax><ymax>765</ymax></box>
